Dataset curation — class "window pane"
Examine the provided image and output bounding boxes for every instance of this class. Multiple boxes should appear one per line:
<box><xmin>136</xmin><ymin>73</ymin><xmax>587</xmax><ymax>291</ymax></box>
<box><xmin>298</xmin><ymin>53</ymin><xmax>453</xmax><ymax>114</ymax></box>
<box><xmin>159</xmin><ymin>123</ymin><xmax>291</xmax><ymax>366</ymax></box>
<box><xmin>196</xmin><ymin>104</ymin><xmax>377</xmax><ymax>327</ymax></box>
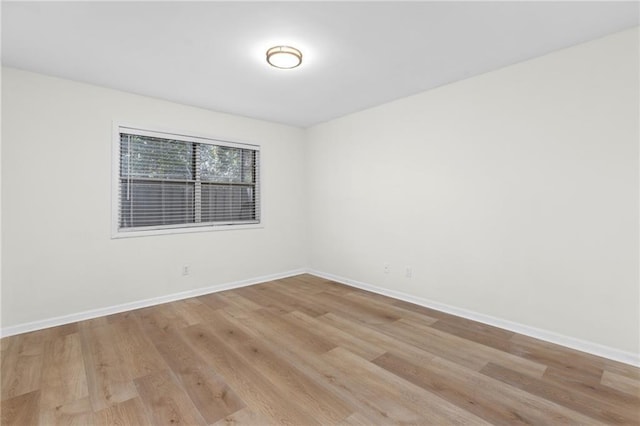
<box><xmin>199</xmin><ymin>145</ymin><xmax>255</xmax><ymax>183</ymax></box>
<box><xmin>121</xmin><ymin>135</ymin><xmax>193</xmax><ymax>180</ymax></box>
<box><xmin>120</xmin><ymin>180</ymin><xmax>194</xmax><ymax>227</ymax></box>
<box><xmin>117</xmin><ymin>128</ymin><xmax>259</xmax><ymax>234</ymax></box>
<box><xmin>201</xmin><ymin>184</ymin><xmax>255</xmax><ymax>222</ymax></box>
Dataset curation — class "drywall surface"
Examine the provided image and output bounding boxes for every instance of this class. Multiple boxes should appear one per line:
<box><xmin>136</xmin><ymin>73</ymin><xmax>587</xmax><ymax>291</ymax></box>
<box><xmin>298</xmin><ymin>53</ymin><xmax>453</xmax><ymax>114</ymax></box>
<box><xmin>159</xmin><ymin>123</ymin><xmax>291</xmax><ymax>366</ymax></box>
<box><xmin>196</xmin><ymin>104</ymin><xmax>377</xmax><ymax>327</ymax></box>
<box><xmin>1</xmin><ymin>67</ymin><xmax>307</xmax><ymax>327</ymax></box>
<box><xmin>307</xmin><ymin>28</ymin><xmax>639</xmax><ymax>354</ymax></box>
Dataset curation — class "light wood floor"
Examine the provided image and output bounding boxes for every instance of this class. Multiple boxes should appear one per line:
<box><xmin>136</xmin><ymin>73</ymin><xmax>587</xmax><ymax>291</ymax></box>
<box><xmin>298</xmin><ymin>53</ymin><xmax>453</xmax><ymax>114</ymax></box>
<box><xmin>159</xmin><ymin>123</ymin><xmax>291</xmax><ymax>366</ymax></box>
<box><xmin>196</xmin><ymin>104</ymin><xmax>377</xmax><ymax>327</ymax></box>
<box><xmin>1</xmin><ymin>274</ymin><xmax>639</xmax><ymax>425</ymax></box>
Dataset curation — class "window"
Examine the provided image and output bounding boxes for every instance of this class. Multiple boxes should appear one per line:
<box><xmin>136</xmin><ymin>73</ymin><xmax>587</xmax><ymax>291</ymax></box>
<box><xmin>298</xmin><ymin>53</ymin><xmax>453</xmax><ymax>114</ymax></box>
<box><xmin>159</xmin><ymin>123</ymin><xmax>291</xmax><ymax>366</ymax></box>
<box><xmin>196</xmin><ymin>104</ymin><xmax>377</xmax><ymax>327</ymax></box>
<box><xmin>113</xmin><ymin>125</ymin><xmax>260</xmax><ymax>237</ymax></box>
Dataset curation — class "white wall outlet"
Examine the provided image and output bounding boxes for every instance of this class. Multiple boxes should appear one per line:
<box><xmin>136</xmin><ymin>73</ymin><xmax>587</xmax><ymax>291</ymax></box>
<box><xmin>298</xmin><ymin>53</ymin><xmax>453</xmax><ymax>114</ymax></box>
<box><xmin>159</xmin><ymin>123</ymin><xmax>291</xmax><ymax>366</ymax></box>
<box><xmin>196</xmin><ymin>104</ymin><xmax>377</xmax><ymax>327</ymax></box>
<box><xmin>384</xmin><ymin>263</ymin><xmax>390</xmax><ymax>274</ymax></box>
<box><xmin>405</xmin><ymin>266</ymin><xmax>413</xmax><ymax>278</ymax></box>
<box><xmin>182</xmin><ymin>265</ymin><xmax>190</xmax><ymax>276</ymax></box>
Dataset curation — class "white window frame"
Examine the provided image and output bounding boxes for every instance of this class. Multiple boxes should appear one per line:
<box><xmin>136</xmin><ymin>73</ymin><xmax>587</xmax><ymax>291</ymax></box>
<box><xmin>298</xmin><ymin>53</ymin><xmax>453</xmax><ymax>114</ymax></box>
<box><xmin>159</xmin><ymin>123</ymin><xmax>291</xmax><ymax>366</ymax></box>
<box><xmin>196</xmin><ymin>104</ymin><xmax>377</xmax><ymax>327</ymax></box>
<box><xmin>111</xmin><ymin>122</ymin><xmax>262</xmax><ymax>238</ymax></box>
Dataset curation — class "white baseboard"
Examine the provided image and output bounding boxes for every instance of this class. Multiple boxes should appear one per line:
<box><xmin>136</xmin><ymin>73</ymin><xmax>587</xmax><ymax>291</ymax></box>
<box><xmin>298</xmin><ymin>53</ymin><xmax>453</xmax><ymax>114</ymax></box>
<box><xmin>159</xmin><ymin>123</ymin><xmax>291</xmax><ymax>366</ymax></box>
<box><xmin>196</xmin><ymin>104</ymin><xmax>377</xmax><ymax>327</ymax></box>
<box><xmin>307</xmin><ymin>269</ymin><xmax>640</xmax><ymax>367</ymax></box>
<box><xmin>0</xmin><ymin>268</ymin><xmax>306</xmax><ymax>338</ymax></box>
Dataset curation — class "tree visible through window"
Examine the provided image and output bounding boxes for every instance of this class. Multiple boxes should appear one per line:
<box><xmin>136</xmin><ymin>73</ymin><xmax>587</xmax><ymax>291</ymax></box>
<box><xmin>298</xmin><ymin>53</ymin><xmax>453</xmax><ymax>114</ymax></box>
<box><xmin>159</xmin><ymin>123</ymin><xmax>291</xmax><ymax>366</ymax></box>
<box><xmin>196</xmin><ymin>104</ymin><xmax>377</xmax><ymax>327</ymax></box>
<box><xmin>115</xmin><ymin>127</ymin><xmax>260</xmax><ymax>235</ymax></box>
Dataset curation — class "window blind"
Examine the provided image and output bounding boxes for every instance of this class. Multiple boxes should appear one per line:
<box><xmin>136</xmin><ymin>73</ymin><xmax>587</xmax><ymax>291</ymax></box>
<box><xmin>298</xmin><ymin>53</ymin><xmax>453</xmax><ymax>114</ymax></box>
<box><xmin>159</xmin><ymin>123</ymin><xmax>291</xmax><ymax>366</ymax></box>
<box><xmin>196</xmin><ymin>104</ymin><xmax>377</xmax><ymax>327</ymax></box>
<box><xmin>116</xmin><ymin>127</ymin><xmax>260</xmax><ymax>234</ymax></box>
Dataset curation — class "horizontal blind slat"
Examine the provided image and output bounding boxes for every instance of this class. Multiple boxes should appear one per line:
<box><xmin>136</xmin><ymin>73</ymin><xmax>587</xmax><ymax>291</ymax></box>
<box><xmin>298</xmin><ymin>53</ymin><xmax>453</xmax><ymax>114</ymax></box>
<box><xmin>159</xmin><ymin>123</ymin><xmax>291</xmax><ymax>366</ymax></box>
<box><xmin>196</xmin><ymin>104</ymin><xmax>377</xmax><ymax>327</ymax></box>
<box><xmin>118</xmin><ymin>130</ymin><xmax>259</xmax><ymax>231</ymax></box>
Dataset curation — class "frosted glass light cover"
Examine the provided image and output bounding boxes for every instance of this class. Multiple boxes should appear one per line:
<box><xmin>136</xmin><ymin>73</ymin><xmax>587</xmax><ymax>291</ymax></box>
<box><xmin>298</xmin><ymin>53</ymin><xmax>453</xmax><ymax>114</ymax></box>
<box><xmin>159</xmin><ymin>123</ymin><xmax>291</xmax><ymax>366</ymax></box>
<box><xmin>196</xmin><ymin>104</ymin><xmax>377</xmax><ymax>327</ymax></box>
<box><xmin>266</xmin><ymin>46</ymin><xmax>302</xmax><ymax>69</ymax></box>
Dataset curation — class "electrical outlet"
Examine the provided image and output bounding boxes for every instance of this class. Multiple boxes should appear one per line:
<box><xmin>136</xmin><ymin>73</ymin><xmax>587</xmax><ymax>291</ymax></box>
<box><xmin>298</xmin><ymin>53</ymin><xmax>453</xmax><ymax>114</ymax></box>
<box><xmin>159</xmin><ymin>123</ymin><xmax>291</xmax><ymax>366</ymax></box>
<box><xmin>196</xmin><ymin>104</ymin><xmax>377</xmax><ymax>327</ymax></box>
<box><xmin>384</xmin><ymin>263</ymin><xmax>390</xmax><ymax>274</ymax></box>
<box><xmin>405</xmin><ymin>266</ymin><xmax>412</xmax><ymax>278</ymax></box>
<box><xmin>182</xmin><ymin>265</ymin><xmax>190</xmax><ymax>276</ymax></box>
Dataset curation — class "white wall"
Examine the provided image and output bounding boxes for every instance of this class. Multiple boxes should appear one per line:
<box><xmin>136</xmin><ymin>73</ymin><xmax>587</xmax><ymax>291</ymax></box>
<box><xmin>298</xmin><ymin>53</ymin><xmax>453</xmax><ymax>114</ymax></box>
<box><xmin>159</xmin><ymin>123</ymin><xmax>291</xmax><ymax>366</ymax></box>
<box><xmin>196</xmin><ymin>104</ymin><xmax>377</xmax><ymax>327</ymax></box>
<box><xmin>307</xmin><ymin>28</ymin><xmax>639</xmax><ymax>355</ymax></box>
<box><xmin>1</xmin><ymin>67</ymin><xmax>307</xmax><ymax>327</ymax></box>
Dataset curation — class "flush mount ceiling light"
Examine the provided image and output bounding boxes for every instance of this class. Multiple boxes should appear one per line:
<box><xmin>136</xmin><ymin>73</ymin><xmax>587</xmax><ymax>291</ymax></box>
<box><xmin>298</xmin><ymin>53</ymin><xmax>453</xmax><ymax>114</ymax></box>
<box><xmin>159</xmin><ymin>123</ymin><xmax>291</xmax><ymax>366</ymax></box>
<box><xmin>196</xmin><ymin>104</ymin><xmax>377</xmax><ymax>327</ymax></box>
<box><xmin>266</xmin><ymin>45</ymin><xmax>302</xmax><ymax>69</ymax></box>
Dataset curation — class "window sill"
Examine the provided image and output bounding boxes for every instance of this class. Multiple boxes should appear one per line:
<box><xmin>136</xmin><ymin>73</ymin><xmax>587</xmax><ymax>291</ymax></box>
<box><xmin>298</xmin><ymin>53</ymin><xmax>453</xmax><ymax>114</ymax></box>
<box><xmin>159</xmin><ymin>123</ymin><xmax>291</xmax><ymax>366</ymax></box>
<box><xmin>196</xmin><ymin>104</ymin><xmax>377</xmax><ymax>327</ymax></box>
<box><xmin>111</xmin><ymin>222</ymin><xmax>263</xmax><ymax>239</ymax></box>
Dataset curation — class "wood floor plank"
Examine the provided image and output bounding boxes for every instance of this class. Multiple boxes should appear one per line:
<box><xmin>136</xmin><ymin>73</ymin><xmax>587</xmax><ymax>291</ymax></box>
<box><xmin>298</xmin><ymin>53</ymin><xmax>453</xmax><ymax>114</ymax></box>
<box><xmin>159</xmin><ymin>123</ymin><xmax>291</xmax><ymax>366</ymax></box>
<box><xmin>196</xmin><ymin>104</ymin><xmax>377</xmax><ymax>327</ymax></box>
<box><xmin>93</xmin><ymin>397</ymin><xmax>151</xmax><ymax>425</ymax></box>
<box><xmin>269</xmin><ymin>277</ymin><xmax>328</xmax><ymax>299</ymax></box>
<box><xmin>1</xmin><ymin>274</ymin><xmax>638</xmax><ymax>425</ymax></box>
<box><xmin>232</xmin><ymin>285</ymin><xmax>296</xmax><ymax>315</ymax></box>
<box><xmin>110</xmin><ymin>318</ymin><xmax>169</xmax><ymax>380</ymax></box>
<box><xmin>105</xmin><ymin>310</ymin><xmax>137</xmax><ymax>325</ymax></box>
<box><xmin>203</xmin><ymin>312</ymin><xmax>354</xmax><ymax>424</ymax></box>
<box><xmin>604</xmin><ymin>361</ymin><xmax>640</xmax><ymax>381</ymax></box>
<box><xmin>39</xmin><ymin>397</ymin><xmax>95</xmax><ymax>425</ymax></box>
<box><xmin>375</xmin><ymin>352</ymin><xmax>602</xmax><ymax>425</ymax></box>
<box><xmin>181</xmin><ymin>322</ymin><xmax>321</xmax><ymax>425</ymax></box>
<box><xmin>79</xmin><ymin>324</ymin><xmax>138</xmax><ymax>411</ymax></box>
<box><xmin>337</xmin><ymin>412</ymin><xmax>374</xmax><ymax>425</ymax></box>
<box><xmin>601</xmin><ymin>370</ymin><xmax>640</xmax><ymax>397</ymax></box>
<box><xmin>258</xmin><ymin>281</ymin><xmax>330</xmax><ymax>317</ymax></box>
<box><xmin>274</xmin><ymin>275</ymin><xmax>324</xmax><ymax>294</ymax></box>
<box><xmin>390</xmin><ymin>297</ymin><xmax>467</xmax><ymax>322</ymax></box>
<box><xmin>324</xmin><ymin>347</ymin><xmax>492</xmax><ymax>424</ymax></box>
<box><xmin>77</xmin><ymin>317</ymin><xmax>110</xmax><ymax>330</ymax></box>
<box><xmin>217</xmin><ymin>291</ymin><xmax>263</xmax><ymax>310</ymax></box>
<box><xmin>383</xmin><ymin>317</ymin><xmax>547</xmax><ymax>377</ymax></box>
<box><xmin>318</xmin><ymin>311</ymin><xmax>451</xmax><ymax>366</ymax></box>
<box><xmin>279</xmin><ymin>290</ymin><xmax>399</xmax><ymax>331</ymax></box>
<box><xmin>1</xmin><ymin>331</ymin><xmax>45</xmax><ymax>400</ymax></box>
<box><xmin>214</xmin><ymin>292</ymin><xmax>265</xmax><ymax>319</ymax></box>
<box><xmin>39</xmin><ymin>333</ymin><xmax>88</xmax><ymax>410</ymax></box>
<box><xmin>216</xmin><ymin>307</ymin><xmax>428</xmax><ymax>423</ymax></box>
<box><xmin>171</xmin><ymin>298</ymin><xmax>221</xmax><ymax>326</ymax></box>
<box><xmin>312</xmin><ymin>277</ymin><xmax>355</xmax><ymax>296</ymax></box>
<box><xmin>342</xmin><ymin>290</ymin><xmax>439</xmax><ymax>326</ymax></box>
<box><xmin>432</xmin><ymin>312</ymin><xmax>516</xmax><ymax>341</ymax></box>
<box><xmin>267</xmin><ymin>280</ymin><xmax>339</xmax><ymax>318</ymax></box>
<box><xmin>285</xmin><ymin>310</ymin><xmax>386</xmax><ymax>361</ymax></box>
<box><xmin>152</xmin><ymin>328</ymin><xmax>246</xmax><ymax>424</ymax></box>
<box><xmin>377</xmin><ymin>317</ymin><xmax>493</xmax><ymax>371</ymax></box>
<box><xmin>135</xmin><ymin>370</ymin><xmax>207</xmax><ymax>425</ymax></box>
<box><xmin>509</xmin><ymin>333</ymin><xmax>606</xmax><ymax>382</ymax></box>
<box><xmin>542</xmin><ymin>365</ymin><xmax>640</xmax><ymax>412</ymax></box>
<box><xmin>430</xmin><ymin>317</ymin><xmax>515</xmax><ymax>351</ymax></box>
<box><xmin>314</xmin><ymin>290</ymin><xmax>402</xmax><ymax>325</ymax></box>
<box><xmin>481</xmin><ymin>362</ymin><xmax>639</xmax><ymax>424</ymax></box>
<box><xmin>253</xmin><ymin>329</ymin><xmax>427</xmax><ymax>424</ymax></box>
<box><xmin>1</xmin><ymin>390</ymin><xmax>40</xmax><ymax>425</ymax></box>
<box><xmin>230</xmin><ymin>307</ymin><xmax>337</xmax><ymax>354</ymax></box>
<box><xmin>211</xmin><ymin>407</ymin><xmax>273</xmax><ymax>425</ymax></box>
<box><xmin>293</xmin><ymin>274</ymin><xmax>353</xmax><ymax>295</ymax></box>
<box><xmin>135</xmin><ymin>303</ymin><xmax>193</xmax><ymax>334</ymax></box>
<box><xmin>196</xmin><ymin>292</ymin><xmax>229</xmax><ymax>311</ymax></box>
<box><xmin>0</xmin><ymin>333</ymin><xmax>16</xmax><ymax>354</ymax></box>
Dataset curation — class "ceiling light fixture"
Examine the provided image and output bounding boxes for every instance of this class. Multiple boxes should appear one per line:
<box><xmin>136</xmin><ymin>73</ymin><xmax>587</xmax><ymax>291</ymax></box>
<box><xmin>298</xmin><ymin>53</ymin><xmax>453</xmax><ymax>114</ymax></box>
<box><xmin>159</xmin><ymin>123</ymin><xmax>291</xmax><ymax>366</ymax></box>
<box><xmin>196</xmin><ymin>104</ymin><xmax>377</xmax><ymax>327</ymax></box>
<box><xmin>266</xmin><ymin>45</ymin><xmax>302</xmax><ymax>69</ymax></box>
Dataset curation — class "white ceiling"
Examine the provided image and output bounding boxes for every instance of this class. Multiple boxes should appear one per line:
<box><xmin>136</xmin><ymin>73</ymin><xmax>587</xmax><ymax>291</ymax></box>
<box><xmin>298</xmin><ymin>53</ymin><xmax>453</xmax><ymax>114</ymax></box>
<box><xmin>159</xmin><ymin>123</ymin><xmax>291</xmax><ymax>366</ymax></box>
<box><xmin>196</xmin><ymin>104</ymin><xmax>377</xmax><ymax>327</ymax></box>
<box><xmin>2</xmin><ymin>2</ymin><xmax>638</xmax><ymax>128</ymax></box>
